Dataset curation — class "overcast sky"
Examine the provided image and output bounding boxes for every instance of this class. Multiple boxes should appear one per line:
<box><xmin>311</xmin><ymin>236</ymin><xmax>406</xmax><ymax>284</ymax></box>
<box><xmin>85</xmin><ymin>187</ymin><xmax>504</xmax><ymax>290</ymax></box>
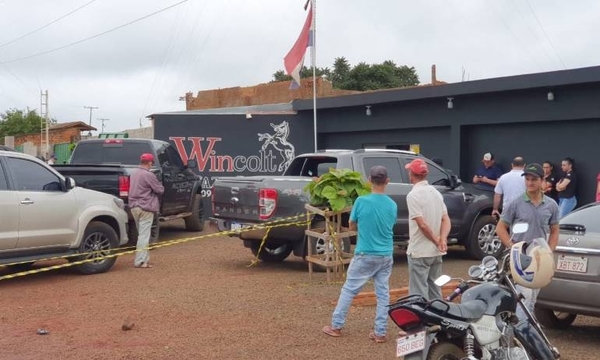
<box><xmin>0</xmin><ymin>0</ymin><xmax>599</xmax><ymax>133</ymax></box>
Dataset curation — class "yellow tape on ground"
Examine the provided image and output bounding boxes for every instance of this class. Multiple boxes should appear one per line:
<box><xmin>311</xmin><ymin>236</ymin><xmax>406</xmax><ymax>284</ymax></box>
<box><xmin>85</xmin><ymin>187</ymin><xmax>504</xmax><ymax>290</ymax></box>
<box><xmin>0</xmin><ymin>214</ymin><xmax>312</xmax><ymax>281</ymax></box>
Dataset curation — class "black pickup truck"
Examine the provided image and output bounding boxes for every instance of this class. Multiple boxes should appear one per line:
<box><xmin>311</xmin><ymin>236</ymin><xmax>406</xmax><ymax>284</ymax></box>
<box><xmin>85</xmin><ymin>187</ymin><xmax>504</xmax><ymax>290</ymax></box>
<box><xmin>211</xmin><ymin>149</ymin><xmax>498</xmax><ymax>261</ymax></box>
<box><xmin>53</xmin><ymin>138</ymin><xmax>204</xmax><ymax>242</ymax></box>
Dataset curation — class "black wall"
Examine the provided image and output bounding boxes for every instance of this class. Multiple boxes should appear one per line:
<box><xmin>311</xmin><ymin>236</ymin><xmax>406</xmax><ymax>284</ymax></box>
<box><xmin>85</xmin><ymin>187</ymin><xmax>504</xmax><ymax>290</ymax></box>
<box><xmin>295</xmin><ymin>82</ymin><xmax>600</xmax><ymax>206</ymax></box>
<box><xmin>154</xmin><ymin>113</ymin><xmax>315</xmax><ymax>215</ymax></box>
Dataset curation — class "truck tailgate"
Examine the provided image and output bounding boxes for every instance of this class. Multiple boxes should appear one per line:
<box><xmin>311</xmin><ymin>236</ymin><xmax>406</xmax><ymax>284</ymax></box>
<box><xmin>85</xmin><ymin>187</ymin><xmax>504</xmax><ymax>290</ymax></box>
<box><xmin>53</xmin><ymin>164</ymin><xmax>127</xmax><ymax>198</ymax></box>
<box><xmin>212</xmin><ymin>176</ymin><xmax>311</xmax><ymax>222</ymax></box>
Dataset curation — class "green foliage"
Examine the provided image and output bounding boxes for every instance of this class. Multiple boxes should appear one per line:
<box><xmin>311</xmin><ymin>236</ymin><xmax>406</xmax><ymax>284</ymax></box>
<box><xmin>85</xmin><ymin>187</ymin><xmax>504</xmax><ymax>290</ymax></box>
<box><xmin>68</xmin><ymin>142</ymin><xmax>76</xmax><ymax>153</ymax></box>
<box><xmin>0</xmin><ymin>109</ymin><xmax>44</xmax><ymax>138</ymax></box>
<box><xmin>272</xmin><ymin>57</ymin><xmax>420</xmax><ymax>91</ymax></box>
<box><xmin>304</xmin><ymin>168</ymin><xmax>371</xmax><ymax>212</ymax></box>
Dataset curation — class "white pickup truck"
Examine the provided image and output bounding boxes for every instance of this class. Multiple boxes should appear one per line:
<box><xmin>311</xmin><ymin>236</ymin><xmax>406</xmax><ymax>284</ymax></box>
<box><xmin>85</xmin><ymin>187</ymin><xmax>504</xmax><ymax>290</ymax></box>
<box><xmin>0</xmin><ymin>149</ymin><xmax>129</xmax><ymax>275</ymax></box>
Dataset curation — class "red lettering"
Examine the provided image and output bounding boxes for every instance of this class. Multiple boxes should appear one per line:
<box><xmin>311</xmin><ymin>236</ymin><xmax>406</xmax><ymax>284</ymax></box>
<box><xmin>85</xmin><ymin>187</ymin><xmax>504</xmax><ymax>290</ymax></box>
<box><xmin>217</xmin><ymin>155</ymin><xmax>234</xmax><ymax>172</ymax></box>
<box><xmin>169</xmin><ymin>137</ymin><xmax>189</xmax><ymax>164</ymax></box>
<box><xmin>188</xmin><ymin>137</ymin><xmax>222</xmax><ymax>171</ymax></box>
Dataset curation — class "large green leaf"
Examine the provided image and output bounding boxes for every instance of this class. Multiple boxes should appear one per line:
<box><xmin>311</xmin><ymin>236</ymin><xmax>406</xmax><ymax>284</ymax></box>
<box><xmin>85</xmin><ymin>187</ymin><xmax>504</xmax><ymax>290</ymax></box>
<box><xmin>321</xmin><ymin>185</ymin><xmax>339</xmax><ymax>200</ymax></box>
<box><xmin>330</xmin><ymin>197</ymin><xmax>348</xmax><ymax>212</ymax></box>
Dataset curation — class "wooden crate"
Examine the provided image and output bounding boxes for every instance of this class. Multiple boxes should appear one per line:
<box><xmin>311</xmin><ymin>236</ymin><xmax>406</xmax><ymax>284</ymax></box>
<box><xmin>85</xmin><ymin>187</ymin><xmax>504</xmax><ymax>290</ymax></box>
<box><xmin>331</xmin><ymin>282</ymin><xmax>462</xmax><ymax>306</ymax></box>
<box><xmin>305</xmin><ymin>204</ymin><xmax>356</xmax><ymax>284</ymax></box>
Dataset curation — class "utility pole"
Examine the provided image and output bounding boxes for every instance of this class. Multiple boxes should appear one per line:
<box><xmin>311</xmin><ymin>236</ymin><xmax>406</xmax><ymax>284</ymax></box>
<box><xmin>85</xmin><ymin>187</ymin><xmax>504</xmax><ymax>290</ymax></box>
<box><xmin>97</xmin><ymin>118</ymin><xmax>110</xmax><ymax>134</ymax></box>
<box><xmin>40</xmin><ymin>90</ymin><xmax>49</xmax><ymax>159</ymax></box>
<box><xmin>83</xmin><ymin>105</ymin><xmax>98</xmax><ymax>136</ymax></box>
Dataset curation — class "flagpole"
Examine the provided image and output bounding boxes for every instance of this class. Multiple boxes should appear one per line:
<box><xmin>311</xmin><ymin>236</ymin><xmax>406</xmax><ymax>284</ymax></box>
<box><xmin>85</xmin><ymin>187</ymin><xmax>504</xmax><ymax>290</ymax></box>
<box><xmin>311</xmin><ymin>0</ymin><xmax>317</xmax><ymax>152</ymax></box>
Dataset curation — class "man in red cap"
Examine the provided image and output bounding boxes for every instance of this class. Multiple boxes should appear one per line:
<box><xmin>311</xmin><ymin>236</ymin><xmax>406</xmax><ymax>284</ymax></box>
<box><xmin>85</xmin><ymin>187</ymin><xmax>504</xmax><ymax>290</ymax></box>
<box><xmin>129</xmin><ymin>153</ymin><xmax>164</xmax><ymax>268</ymax></box>
<box><xmin>405</xmin><ymin>158</ymin><xmax>451</xmax><ymax>300</ymax></box>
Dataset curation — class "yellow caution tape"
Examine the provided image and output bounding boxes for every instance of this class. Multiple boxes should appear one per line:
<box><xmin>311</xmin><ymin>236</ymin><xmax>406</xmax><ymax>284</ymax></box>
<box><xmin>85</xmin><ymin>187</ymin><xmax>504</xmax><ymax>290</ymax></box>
<box><xmin>0</xmin><ymin>213</ymin><xmax>312</xmax><ymax>281</ymax></box>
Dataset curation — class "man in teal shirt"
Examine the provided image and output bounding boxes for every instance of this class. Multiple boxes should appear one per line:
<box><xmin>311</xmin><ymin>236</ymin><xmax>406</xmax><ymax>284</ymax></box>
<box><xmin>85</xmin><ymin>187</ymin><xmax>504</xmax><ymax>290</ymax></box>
<box><xmin>323</xmin><ymin>166</ymin><xmax>397</xmax><ymax>343</ymax></box>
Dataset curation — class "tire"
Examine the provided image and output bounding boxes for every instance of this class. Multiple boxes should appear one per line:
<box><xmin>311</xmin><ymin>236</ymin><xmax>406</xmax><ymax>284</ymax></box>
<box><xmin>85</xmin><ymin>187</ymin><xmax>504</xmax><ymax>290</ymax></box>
<box><xmin>184</xmin><ymin>194</ymin><xmax>204</xmax><ymax>232</ymax></box>
<box><xmin>426</xmin><ymin>342</ymin><xmax>466</xmax><ymax>360</ymax></box>
<box><xmin>307</xmin><ymin>221</ymin><xmax>352</xmax><ymax>272</ymax></box>
<box><xmin>250</xmin><ymin>242</ymin><xmax>293</xmax><ymax>263</ymax></box>
<box><xmin>466</xmin><ymin>215</ymin><xmax>504</xmax><ymax>260</ymax></box>
<box><xmin>75</xmin><ymin>221</ymin><xmax>119</xmax><ymax>275</ymax></box>
<box><xmin>534</xmin><ymin>307</ymin><xmax>577</xmax><ymax>329</ymax></box>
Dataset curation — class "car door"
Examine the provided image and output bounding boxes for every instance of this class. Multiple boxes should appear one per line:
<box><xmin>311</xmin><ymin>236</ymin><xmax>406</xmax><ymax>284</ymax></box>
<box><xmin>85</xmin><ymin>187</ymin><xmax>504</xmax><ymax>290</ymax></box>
<box><xmin>158</xmin><ymin>145</ymin><xmax>195</xmax><ymax>215</ymax></box>
<box><xmin>359</xmin><ymin>156</ymin><xmax>412</xmax><ymax>239</ymax></box>
<box><xmin>6</xmin><ymin>156</ymin><xmax>79</xmax><ymax>249</ymax></box>
<box><xmin>0</xmin><ymin>158</ymin><xmax>19</xmax><ymax>250</ymax></box>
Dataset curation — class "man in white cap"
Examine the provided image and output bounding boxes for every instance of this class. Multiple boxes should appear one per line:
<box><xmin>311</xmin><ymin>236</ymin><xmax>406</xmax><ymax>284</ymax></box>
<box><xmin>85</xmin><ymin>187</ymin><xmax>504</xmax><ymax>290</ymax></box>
<box><xmin>473</xmin><ymin>152</ymin><xmax>503</xmax><ymax>191</ymax></box>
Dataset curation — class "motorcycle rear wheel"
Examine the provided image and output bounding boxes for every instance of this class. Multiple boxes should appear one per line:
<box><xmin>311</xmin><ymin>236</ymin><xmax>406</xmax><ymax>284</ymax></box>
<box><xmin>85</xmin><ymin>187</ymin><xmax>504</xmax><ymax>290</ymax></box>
<box><xmin>427</xmin><ymin>342</ymin><xmax>465</xmax><ymax>360</ymax></box>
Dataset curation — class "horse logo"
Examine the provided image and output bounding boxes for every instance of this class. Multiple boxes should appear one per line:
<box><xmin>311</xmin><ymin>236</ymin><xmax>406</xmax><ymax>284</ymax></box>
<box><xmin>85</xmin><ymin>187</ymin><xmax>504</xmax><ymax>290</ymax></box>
<box><xmin>258</xmin><ymin>121</ymin><xmax>296</xmax><ymax>172</ymax></box>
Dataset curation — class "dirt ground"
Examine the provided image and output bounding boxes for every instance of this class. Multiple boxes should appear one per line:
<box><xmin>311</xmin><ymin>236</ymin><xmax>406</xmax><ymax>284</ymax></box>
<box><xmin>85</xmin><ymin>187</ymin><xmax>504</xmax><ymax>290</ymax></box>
<box><xmin>1</xmin><ymin>220</ymin><xmax>599</xmax><ymax>360</ymax></box>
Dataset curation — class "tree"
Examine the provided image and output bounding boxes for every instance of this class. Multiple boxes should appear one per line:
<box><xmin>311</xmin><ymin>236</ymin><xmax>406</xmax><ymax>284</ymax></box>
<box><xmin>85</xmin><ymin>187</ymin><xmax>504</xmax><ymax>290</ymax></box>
<box><xmin>271</xmin><ymin>58</ymin><xmax>420</xmax><ymax>91</ymax></box>
<box><xmin>0</xmin><ymin>109</ymin><xmax>44</xmax><ymax>139</ymax></box>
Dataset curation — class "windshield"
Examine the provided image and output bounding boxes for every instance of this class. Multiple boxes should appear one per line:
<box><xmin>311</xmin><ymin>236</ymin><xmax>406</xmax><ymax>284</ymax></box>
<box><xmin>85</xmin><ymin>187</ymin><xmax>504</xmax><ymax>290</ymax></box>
<box><xmin>559</xmin><ymin>204</ymin><xmax>600</xmax><ymax>233</ymax></box>
<box><xmin>70</xmin><ymin>141</ymin><xmax>153</xmax><ymax>165</ymax></box>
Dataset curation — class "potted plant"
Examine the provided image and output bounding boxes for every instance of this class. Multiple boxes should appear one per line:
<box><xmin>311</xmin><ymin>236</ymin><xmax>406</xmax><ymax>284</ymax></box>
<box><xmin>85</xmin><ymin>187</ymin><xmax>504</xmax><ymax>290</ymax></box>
<box><xmin>304</xmin><ymin>168</ymin><xmax>372</xmax><ymax>212</ymax></box>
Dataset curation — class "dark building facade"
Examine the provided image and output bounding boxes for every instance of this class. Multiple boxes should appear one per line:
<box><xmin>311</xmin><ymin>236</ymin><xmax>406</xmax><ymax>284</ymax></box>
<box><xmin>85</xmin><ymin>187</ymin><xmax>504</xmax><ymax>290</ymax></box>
<box><xmin>154</xmin><ymin>66</ymin><xmax>600</xmax><ymax>212</ymax></box>
<box><xmin>293</xmin><ymin>65</ymin><xmax>600</xmax><ymax>206</ymax></box>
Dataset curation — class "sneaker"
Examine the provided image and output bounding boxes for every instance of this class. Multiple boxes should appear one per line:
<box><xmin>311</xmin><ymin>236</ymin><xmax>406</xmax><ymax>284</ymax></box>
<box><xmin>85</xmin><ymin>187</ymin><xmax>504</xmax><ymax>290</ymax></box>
<box><xmin>322</xmin><ymin>325</ymin><xmax>342</xmax><ymax>337</ymax></box>
<box><xmin>369</xmin><ymin>331</ymin><xmax>386</xmax><ymax>343</ymax></box>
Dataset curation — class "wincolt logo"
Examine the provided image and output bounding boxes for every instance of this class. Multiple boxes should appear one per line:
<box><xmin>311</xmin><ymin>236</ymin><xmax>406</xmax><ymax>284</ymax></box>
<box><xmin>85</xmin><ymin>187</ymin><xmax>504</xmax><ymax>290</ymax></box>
<box><xmin>170</xmin><ymin>137</ymin><xmax>279</xmax><ymax>173</ymax></box>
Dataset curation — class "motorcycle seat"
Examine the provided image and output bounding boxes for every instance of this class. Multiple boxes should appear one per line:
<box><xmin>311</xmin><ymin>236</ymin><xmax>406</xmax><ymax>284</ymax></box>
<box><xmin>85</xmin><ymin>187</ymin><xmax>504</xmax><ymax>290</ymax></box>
<box><xmin>428</xmin><ymin>299</ymin><xmax>487</xmax><ymax>321</ymax></box>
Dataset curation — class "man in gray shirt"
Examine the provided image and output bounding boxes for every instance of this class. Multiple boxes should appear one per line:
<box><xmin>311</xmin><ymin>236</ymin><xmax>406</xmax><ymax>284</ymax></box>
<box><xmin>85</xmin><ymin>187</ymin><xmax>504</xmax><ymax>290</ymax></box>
<box><xmin>496</xmin><ymin>163</ymin><xmax>559</xmax><ymax>319</ymax></box>
<box><xmin>129</xmin><ymin>153</ymin><xmax>164</xmax><ymax>268</ymax></box>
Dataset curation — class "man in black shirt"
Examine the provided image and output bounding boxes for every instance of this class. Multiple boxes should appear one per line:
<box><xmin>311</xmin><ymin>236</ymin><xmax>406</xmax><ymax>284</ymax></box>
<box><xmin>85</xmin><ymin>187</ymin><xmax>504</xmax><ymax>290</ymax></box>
<box><xmin>556</xmin><ymin>157</ymin><xmax>577</xmax><ymax>218</ymax></box>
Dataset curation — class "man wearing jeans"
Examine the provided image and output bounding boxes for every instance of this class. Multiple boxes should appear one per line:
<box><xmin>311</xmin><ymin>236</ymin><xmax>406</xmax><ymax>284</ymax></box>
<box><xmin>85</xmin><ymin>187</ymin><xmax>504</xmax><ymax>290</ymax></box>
<box><xmin>323</xmin><ymin>166</ymin><xmax>397</xmax><ymax>343</ymax></box>
<box><xmin>405</xmin><ymin>158</ymin><xmax>451</xmax><ymax>300</ymax></box>
<box><xmin>129</xmin><ymin>153</ymin><xmax>164</xmax><ymax>268</ymax></box>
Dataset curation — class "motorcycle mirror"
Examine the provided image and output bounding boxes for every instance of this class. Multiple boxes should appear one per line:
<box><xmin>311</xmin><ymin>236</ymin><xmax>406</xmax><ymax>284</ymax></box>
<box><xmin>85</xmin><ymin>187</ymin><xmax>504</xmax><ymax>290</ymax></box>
<box><xmin>512</xmin><ymin>222</ymin><xmax>529</xmax><ymax>234</ymax></box>
<box><xmin>434</xmin><ymin>275</ymin><xmax>452</xmax><ymax>287</ymax></box>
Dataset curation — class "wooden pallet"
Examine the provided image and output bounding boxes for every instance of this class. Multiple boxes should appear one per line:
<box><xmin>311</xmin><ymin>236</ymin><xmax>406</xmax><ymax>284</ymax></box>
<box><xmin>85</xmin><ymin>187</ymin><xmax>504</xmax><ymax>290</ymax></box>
<box><xmin>331</xmin><ymin>282</ymin><xmax>461</xmax><ymax>306</ymax></box>
<box><xmin>305</xmin><ymin>204</ymin><xmax>356</xmax><ymax>284</ymax></box>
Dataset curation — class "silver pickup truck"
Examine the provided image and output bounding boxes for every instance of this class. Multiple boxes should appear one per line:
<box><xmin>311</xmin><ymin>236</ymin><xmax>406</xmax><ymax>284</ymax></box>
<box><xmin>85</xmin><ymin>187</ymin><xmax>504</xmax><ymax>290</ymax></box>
<box><xmin>211</xmin><ymin>149</ymin><xmax>497</xmax><ymax>262</ymax></box>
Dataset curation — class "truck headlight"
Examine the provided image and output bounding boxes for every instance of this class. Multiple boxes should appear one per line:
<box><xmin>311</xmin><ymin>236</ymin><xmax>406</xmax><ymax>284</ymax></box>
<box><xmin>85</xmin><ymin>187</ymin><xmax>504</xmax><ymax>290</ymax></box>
<box><xmin>113</xmin><ymin>197</ymin><xmax>125</xmax><ymax>209</ymax></box>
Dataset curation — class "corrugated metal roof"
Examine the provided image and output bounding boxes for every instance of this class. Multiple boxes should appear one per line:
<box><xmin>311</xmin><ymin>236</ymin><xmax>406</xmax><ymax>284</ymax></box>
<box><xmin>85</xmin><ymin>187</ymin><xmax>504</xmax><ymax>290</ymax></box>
<box><xmin>149</xmin><ymin>102</ymin><xmax>295</xmax><ymax>117</ymax></box>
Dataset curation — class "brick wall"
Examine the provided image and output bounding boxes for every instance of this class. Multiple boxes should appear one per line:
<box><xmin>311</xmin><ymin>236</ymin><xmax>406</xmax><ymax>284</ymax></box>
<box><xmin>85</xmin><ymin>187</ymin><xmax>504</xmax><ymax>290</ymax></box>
<box><xmin>14</xmin><ymin>127</ymin><xmax>82</xmax><ymax>147</ymax></box>
<box><xmin>185</xmin><ymin>78</ymin><xmax>359</xmax><ymax>110</ymax></box>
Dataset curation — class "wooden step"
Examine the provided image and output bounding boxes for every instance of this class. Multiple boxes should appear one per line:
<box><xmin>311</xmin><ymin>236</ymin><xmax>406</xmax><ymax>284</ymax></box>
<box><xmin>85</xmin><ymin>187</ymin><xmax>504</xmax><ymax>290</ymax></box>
<box><xmin>332</xmin><ymin>282</ymin><xmax>461</xmax><ymax>306</ymax></box>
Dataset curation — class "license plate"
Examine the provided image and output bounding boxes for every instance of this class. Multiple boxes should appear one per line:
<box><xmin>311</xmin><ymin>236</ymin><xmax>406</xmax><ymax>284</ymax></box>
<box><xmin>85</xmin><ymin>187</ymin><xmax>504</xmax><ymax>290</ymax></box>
<box><xmin>396</xmin><ymin>331</ymin><xmax>425</xmax><ymax>357</ymax></box>
<box><xmin>231</xmin><ymin>222</ymin><xmax>243</xmax><ymax>231</ymax></box>
<box><xmin>556</xmin><ymin>255</ymin><xmax>588</xmax><ymax>273</ymax></box>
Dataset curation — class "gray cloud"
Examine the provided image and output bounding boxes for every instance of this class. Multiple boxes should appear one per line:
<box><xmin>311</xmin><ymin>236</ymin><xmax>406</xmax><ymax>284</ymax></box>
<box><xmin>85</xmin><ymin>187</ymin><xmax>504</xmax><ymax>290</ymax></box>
<box><xmin>1</xmin><ymin>0</ymin><xmax>599</xmax><ymax>133</ymax></box>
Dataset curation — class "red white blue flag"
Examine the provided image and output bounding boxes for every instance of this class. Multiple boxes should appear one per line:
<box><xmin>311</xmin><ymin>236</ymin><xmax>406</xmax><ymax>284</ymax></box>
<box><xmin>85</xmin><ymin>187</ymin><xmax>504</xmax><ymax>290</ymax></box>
<box><xmin>284</xmin><ymin>1</ymin><xmax>314</xmax><ymax>89</ymax></box>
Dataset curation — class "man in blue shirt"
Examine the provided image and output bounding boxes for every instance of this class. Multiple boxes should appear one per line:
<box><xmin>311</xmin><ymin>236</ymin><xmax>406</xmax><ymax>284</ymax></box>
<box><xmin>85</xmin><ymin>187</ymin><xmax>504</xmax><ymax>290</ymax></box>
<box><xmin>323</xmin><ymin>166</ymin><xmax>397</xmax><ymax>343</ymax></box>
<box><xmin>473</xmin><ymin>152</ymin><xmax>503</xmax><ymax>191</ymax></box>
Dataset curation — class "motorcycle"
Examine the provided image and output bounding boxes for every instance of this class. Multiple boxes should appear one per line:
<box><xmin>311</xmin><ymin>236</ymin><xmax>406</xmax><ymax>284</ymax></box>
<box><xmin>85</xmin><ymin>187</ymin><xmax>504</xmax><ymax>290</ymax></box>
<box><xmin>388</xmin><ymin>222</ymin><xmax>560</xmax><ymax>360</ymax></box>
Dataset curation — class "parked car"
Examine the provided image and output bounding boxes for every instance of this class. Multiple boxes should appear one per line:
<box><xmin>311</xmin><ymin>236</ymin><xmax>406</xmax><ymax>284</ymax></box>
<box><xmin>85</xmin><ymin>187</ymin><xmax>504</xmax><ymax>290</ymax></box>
<box><xmin>52</xmin><ymin>138</ymin><xmax>204</xmax><ymax>243</ymax></box>
<box><xmin>535</xmin><ymin>202</ymin><xmax>600</xmax><ymax>328</ymax></box>
<box><xmin>0</xmin><ymin>150</ymin><xmax>129</xmax><ymax>274</ymax></box>
<box><xmin>211</xmin><ymin>149</ymin><xmax>497</xmax><ymax>262</ymax></box>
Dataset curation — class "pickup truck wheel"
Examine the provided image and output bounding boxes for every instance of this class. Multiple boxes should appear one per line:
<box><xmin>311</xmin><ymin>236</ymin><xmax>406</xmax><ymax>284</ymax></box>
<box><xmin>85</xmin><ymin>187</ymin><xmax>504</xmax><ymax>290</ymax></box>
<box><xmin>534</xmin><ymin>307</ymin><xmax>577</xmax><ymax>329</ymax></box>
<box><xmin>466</xmin><ymin>215</ymin><xmax>503</xmax><ymax>260</ymax></box>
<box><xmin>184</xmin><ymin>194</ymin><xmax>204</xmax><ymax>232</ymax></box>
<box><xmin>250</xmin><ymin>242</ymin><xmax>293</xmax><ymax>262</ymax></box>
<box><xmin>307</xmin><ymin>221</ymin><xmax>352</xmax><ymax>272</ymax></box>
<box><xmin>75</xmin><ymin>221</ymin><xmax>118</xmax><ymax>275</ymax></box>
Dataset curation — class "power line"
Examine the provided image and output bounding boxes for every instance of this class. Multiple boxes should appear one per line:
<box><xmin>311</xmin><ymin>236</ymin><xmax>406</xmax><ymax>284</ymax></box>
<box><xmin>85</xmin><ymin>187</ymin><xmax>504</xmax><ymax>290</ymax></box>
<box><xmin>0</xmin><ymin>0</ymin><xmax>98</xmax><ymax>49</ymax></box>
<box><xmin>523</xmin><ymin>0</ymin><xmax>567</xmax><ymax>69</ymax></box>
<box><xmin>0</xmin><ymin>0</ymin><xmax>188</xmax><ymax>65</ymax></box>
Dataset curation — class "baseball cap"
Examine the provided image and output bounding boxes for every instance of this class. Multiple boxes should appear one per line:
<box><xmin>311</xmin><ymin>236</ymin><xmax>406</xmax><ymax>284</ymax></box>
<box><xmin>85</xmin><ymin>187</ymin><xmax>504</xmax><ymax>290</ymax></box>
<box><xmin>522</xmin><ymin>163</ymin><xmax>544</xmax><ymax>178</ymax></box>
<box><xmin>404</xmin><ymin>158</ymin><xmax>429</xmax><ymax>175</ymax></box>
<box><xmin>140</xmin><ymin>153</ymin><xmax>154</xmax><ymax>162</ymax></box>
<box><xmin>369</xmin><ymin>165</ymin><xmax>388</xmax><ymax>180</ymax></box>
<box><xmin>482</xmin><ymin>152</ymin><xmax>494</xmax><ymax>161</ymax></box>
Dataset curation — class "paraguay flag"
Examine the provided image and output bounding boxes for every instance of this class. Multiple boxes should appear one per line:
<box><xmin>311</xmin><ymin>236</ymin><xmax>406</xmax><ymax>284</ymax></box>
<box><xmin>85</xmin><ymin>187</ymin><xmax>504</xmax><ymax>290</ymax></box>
<box><xmin>284</xmin><ymin>1</ymin><xmax>314</xmax><ymax>89</ymax></box>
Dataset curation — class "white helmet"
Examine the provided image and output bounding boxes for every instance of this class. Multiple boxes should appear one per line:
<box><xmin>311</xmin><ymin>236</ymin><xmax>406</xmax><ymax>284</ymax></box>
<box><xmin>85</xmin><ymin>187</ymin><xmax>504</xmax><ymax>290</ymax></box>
<box><xmin>510</xmin><ymin>238</ymin><xmax>555</xmax><ymax>289</ymax></box>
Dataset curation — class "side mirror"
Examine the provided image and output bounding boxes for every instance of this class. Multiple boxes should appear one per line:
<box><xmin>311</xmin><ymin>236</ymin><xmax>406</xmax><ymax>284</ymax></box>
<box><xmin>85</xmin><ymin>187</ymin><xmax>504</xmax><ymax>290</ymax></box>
<box><xmin>186</xmin><ymin>159</ymin><xmax>198</xmax><ymax>169</ymax></box>
<box><xmin>434</xmin><ymin>274</ymin><xmax>452</xmax><ymax>287</ymax></box>
<box><xmin>512</xmin><ymin>222</ymin><xmax>529</xmax><ymax>234</ymax></box>
<box><xmin>66</xmin><ymin>177</ymin><xmax>76</xmax><ymax>190</ymax></box>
